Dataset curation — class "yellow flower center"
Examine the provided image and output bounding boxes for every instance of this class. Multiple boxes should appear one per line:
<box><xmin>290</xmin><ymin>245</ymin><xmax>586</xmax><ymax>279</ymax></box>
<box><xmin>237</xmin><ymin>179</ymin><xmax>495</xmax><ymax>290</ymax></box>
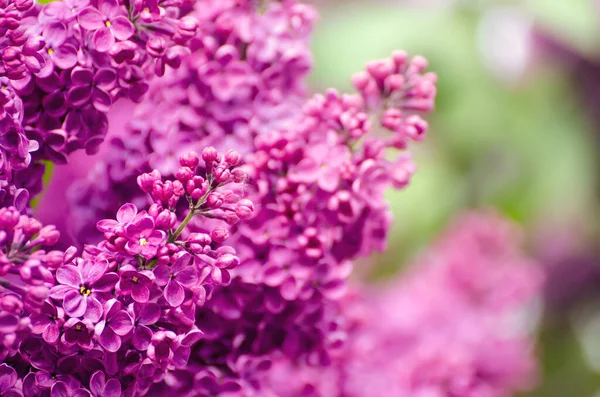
<box><xmin>75</xmin><ymin>324</ymin><xmax>82</xmax><ymax>331</ymax></box>
<box><xmin>47</xmin><ymin>48</ymin><xmax>54</xmax><ymax>55</ymax></box>
<box><xmin>105</xmin><ymin>20</ymin><xmax>112</xmax><ymax>27</ymax></box>
<box><xmin>139</xmin><ymin>238</ymin><xmax>148</xmax><ymax>247</ymax></box>
<box><xmin>132</xmin><ymin>276</ymin><xmax>139</xmax><ymax>283</ymax></box>
<box><xmin>79</xmin><ymin>285</ymin><xmax>92</xmax><ymax>296</ymax></box>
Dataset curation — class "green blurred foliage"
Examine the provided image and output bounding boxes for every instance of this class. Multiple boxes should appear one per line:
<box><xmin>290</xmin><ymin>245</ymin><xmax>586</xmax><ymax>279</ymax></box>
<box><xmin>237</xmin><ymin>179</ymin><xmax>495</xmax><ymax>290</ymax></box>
<box><xmin>310</xmin><ymin>1</ymin><xmax>597</xmax><ymax>267</ymax></box>
<box><xmin>310</xmin><ymin>1</ymin><xmax>600</xmax><ymax>395</ymax></box>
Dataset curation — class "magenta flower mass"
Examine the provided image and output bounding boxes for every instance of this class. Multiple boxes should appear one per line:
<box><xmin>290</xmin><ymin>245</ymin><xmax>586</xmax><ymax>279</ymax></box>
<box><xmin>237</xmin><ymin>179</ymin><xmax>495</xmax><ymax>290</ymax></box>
<box><xmin>0</xmin><ymin>0</ymin><xmax>544</xmax><ymax>396</ymax></box>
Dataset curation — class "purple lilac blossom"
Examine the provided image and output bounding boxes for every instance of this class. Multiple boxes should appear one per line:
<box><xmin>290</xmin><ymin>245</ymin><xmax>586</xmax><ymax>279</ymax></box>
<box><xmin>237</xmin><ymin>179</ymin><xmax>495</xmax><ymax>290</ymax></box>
<box><xmin>0</xmin><ymin>0</ymin><xmax>546</xmax><ymax>396</ymax></box>
<box><xmin>263</xmin><ymin>212</ymin><xmax>543</xmax><ymax>397</ymax></box>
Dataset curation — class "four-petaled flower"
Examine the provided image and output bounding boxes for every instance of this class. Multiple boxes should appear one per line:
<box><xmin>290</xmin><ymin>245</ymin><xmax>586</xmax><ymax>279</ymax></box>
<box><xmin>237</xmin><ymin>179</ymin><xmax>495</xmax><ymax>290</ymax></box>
<box><xmin>94</xmin><ymin>299</ymin><xmax>133</xmax><ymax>352</ymax></box>
<box><xmin>124</xmin><ymin>215</ymin><xmax>166</xmax><ymax>259</ymax></box>
<box><xmin>30</xmin><ymin>301</ymin><xmax>65</xmax><ymax>344</ymax></box>
<box><xmin>67</xmin><ymin>67</ymin><xmax>117</xmax><ymax>113</ymax></box>
<box><xmin>118</xmin><ymin>268</ymin><xmax>153</xmax><ymax>303</ymax></box>
<box><xmin>78</xmin><ymin>0</ymin><xmax>134</xmax><ymax>52</ymax></box>
<box><xmin>49</xmin><ymin>259</ymin><xmax>118</xmax><ymax>322</ymax></box>
<box><xmin>129</xmin><ymin>302</ymin><xmax>161</xmax><ymax>350</ymax></box>
<box><xmin>62</xmin><ymin>318</ymin><xmax>95</xmax><ymax>349</ymax></box>
<box><xmin>154</xmin><ymin>252</ymin><xmax>198</xmax><ymax>307</ymax></box>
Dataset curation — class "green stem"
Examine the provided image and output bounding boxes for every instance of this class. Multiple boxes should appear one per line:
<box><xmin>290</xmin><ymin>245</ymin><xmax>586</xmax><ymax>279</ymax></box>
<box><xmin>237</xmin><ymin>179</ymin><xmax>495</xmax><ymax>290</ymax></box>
<box><xmin>169</xmin><ymin>209</ymin><xmax>196</xmax><ymax>243</ymax></box>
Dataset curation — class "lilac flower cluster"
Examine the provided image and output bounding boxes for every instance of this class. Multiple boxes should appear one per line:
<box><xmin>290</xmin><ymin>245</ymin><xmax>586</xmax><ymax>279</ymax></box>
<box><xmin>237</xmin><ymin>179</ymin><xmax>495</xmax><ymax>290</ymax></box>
<box><xmin>0</xmin><ymin>0</ymin><xmax>546</xmax><ymax>395</ymax></box>
<box><xmin>1</xmin><ymin>0</ymin><xmax>200</xmax><ymax>210</ymax></box>
<box><xmin>263</xmin><ymin>212</ymin><xmax>543</xmax><ymax>397</ymax></box>
<box><xmin>0</xmin><ymin>149</ymin><xmax>255</xmax><ymax>395</ymax></box>
<box><xmin>66</xmin><ymin>0</ymin><xmax>316</xmax><ymax>242</ymax></box>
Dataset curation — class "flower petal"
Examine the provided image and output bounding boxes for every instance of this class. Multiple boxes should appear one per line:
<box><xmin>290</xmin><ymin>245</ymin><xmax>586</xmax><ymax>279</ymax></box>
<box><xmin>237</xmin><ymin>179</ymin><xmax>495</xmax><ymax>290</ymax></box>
<box><xmin>63</xmin><ymin>291</ymin><xmax>86</xmax><ymax>318</ymax></box>
<box><xmin>111</xmin><ymin>16</ymin><xmax>134</xmax><ymax>41</ymax></box>
<box><xmin>93</xmin><ymin>273</ymin><xmax>119</xmax><ymax>292</ymax></box>
<box><xmin>0</xmin><ymin>364</ymin><xmax>17</xmax><ymax>393</ymax></box>
<box><xmin>137</xmin><ymin>302</ymin><xmax>160</xmax><ymax>325</ymax></box>
<box><xmin>93</xmin><ymin>27</ymin><xmax>115</xmax><ymax>52</ymax></box>
<box><xmin>92</xmin><ymin>87</ymin><xmax>112</xmax><ymax>112</ymax></box>
<box><xmin>131</xmin><ymin>283</ymin><xmax>150</xmax><ymax>303</ymax></box>
<box><xmin>89</xmin><ymin>370</ymin><xmax>106</xmax><ymax>396</ymax></box>
<box><xmin>56</xmin><ymin>265</ymin><xmax>81</xmax><ymax>287</ymax></box>
<box><xmin>165</xmin><ymin>280</ymin><xmax>185</xmax><ymax>307</ymax></box>
<box><xmin>80</xmin><ymin>259</ymin><xmax>108</xmax><ymax>284</ymax></box>
<box><xmin>99</xmin><ymin>326</ymin><xmax>121</xmax><ymax>352</ymax></box>
<box><xmin>49</xmin><ymin>284</ymin><xmax>74</xmax><ymax>299</ymax></box>
<box><xmin>132</xmin><ymin>325</ymin><xmax>152</xmax><ymax>350</ymax></box>
<box><xmin>104</xmin><ymin>379</ymin><xmax>122</xmax><ymax>397</ymax></box>
<box><xmin>84</xmin><ymin>298</ymin><xmax>103</xmax><ymax>323</ymax></box>
<box><xmin>78</xmin><ymin>7</ymin><xmax>105</xmax><ymax>30</ymax></box>
<box><xmin>109</xmin><ymin>311</ymin><xmax>133</xmax><ymax>335</ymax></box>
<box><xmin>116</xmin><ymin>203</ymin><xmax>137</xmax><ymax>224</ymax></box>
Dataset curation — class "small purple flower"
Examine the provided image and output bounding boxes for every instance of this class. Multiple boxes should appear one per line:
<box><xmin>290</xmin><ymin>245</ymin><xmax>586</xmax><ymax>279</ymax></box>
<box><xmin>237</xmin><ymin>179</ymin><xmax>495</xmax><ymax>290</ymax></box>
<box><xmin>124</xmin><ymin>215</ymin><xmax>166</xmax><ymax>259</ymax></box>
<box><xmin>118</xmin><ymin>269</ymin><xmax>152</xmax><ymax>303</ymax></box>
<box><xmin>30</xmin><ymin>301</ymin><xmax>65</xmax><ymax>344</ymax></box>
<box><xmin>67</xmin><ymin>67</ymin><xmax>116</xmax><ymax>113</ymax></box>
<box><xmin>154</xmin><ymin>252</ymin><xmax>198</xmax><ymax>307</ymax></box>
<box><xmin>94</xmin><ymin>299</ymin><xmax>133</xmax><ymax>352</ymax></box>
<box><xmin>289</xmin><ymin>143</ymin><xmax>351</xmax><ymax>192</ymax></box>
<box><xmin>0</xmin><ymin>363</ymin><xmax>21</xmax><ymax>397</ymax></box>
<box><xmin>49</xmin><ymin>259</ymin><xmax>118</xmax><ymax>322</ymax></box>
<box><xmin>38</xmin><ymin>22</ymin><xmax>78</xmax><ymax>77</ymax></box>
<box><xmin>78</xmin><ymin>0</ymin><xmax>134</xmax><ymax>52</ymax></box>
<box><xmin>129</xmin><ymin>302</ymin><xmax>160</xmax><ymax>350</ymax></box>
<box><xmin>89</xmin><ymin>371</ymin><xmax>121</xmax><ymax>397</ymax></box>
<box><xmin>62</xmin><ymin>318</ymin><xmax>94</xmax><ymax>349</ymax></box>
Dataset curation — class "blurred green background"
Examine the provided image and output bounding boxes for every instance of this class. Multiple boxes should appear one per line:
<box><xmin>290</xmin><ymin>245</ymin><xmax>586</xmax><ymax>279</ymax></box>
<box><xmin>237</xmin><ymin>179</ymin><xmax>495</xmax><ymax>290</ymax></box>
<box><xmin>309</xmin><ymin>0</ymin><xmax>600</xmax><ymax>395</ymax></box>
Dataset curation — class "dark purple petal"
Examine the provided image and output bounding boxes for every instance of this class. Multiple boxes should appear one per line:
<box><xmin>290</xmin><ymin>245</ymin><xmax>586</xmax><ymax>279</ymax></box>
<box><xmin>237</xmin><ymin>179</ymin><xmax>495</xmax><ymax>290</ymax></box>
<box><xmin>93</xmin><ymin>27</ymin><xmax>115</xmax><ymax>52</ymax></box>
<box><xmin>98</xmin><ymin>326</ymin><xmax>120</xmax><ymax>352</ymax></box>
<box><xmin>0</xmin><ymin>364</ymin><xmax>17</xmax><ymax>393</ymax></box>
<box><xmin>42</xmin><ymin>91</ymin><xmax>67</xmax><ymax>117</ymax></box>
<box><xmin>132</xmin><ymin>325</ymin><xmax>152</xmax><ymax>350</ymax></box>
<box><xmin>153</xmin><ymin>265</ymin><xmax>169</xmax><ymax>285</ymax></box>
<box><xmin>109</xmin><ymin>311</ymin><xmax>133</xmax><ymax>335</ymax></box>
<box><xmin>104</xmin><ymin>379</ymin><xmax>121</xmax><ymax>397</ymax></box>
<box><xmin>91</xmin><ymin>87</ymin><xmax>112</xmax><ymax>112</ymax></box>
<box><xmin>0</xmin><ymin>314</ymin><xmax>18</xmax><ymax>333</ymax></box>
<box><xmin>93</xmin><ymin>273</ymin><xmax>119</xmax><ymax>292</ymax></box>
<box><xmin>72</xmin><ymin>390</ymin><xmax>91</xmax><ymax>397</ymax></box>
<box><xmin>56</xmin><ymin>265</ymin><xmax>81</xmax><ymax>287</ymax></box>
<box><xmin>71</xmin><ymin>67</ymin><xmax>94</xmax><ymax>86</ymax></box>
<box><xmin>50</xmin><ymin>381</ymin><xmax>69</xmax><ymax>397</ymax></box>
<box><xmin>176</xmin><ymin>267</ymin><xmax>198</xmax><ymax>287</ymax></box>
<box><xmin>93</xmin><ymin>68</ymin><xmax>116</xmax><ymax>90</ymax></box>
<box><xmin>110</xmin><ymin>16</ymin><xmax>134</xmax><ymax>40</ymax></box>
<box><xmin>78</xmin><ymin>7</ymin><xmax>105</xmax><ymax>30</ymax></box>
<box><xmin>89</xmin><ymin>371</ymin><xmax>106</xmax><ymax>396</ymax></box>
<box><xmin>137</xmin><ymin>302</ymin><xmax>160</xmax><ymax>325</ymax></box>
<box><xmin>67</xmin><ymin>86</ymin><xmax>92</xmax><ymax>107</ymax></box>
